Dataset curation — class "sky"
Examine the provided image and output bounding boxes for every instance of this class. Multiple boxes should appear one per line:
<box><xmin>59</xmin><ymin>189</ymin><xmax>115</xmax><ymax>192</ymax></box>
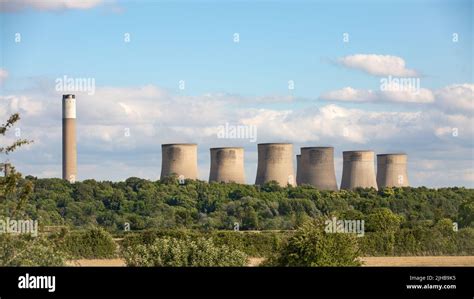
<box><xmin>0</xmin><ymin>0</ymin><xmax>473</xmax><ymax>187</ymax></box>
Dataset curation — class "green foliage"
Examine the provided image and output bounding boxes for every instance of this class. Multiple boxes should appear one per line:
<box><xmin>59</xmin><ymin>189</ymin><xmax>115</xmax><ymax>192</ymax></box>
<box><xmin>455</xmin><ymin>227</ymin><xmax>474</xmax><ymax>254</ymax></box>
<box><xmin>11</xmin><ymin>177</ymin><xmax>471</xmax><ymax>234</ymax></box>
<box><xmin>120</xmin><ymin>229</ymin><xmax>286</xmax><ymax>257</ymax></box>
<box><xmin>211</xmin><ymin>231</ymin><xmax>285</xmax><ymax>257</ymax></box>
<box><xmin>0</xmin><ymin>113</ymin><xmax>33</xmax><ymax>154</ymax></box>
<box><xmin>0</xmin><ymin>163</ymin><xmax>472</xmax><ymax>260</ymax></box>
<box><xmin>60</xmin><ymin>227</ymin><xmax>117</xmax><ymax>259</ymax></box>
<box><xmin>361</xmin><ymin>208</ymin><xmax>403</xmax><ymax>255</ymax></box>
<box><xmin>121</xmin><ymin>237</ymin><xmax>247</xmax><ymax>266</ymax></box>
<box><xmin>266</xmin><ymin>220</ymin><xmax>361</xmax><ymax>266</ymax></box>
<box><xmin>0</xmin><ymin>113</ymin><xmax>34</xmax><ymax>217</ymax></box>
<box><xmin>459</xmin><ymin>196</ymin><xmax>474</xmax><ymax>227</ymax></box>
<box><xmin>0</xmin><ymin>234</ymin><xmax>66</xmax><ymax>266</ymax></box>
<box><xmin>364</xmin><ymin>218</ymin><xmax>471</xmax><ymax>256</ymax></box>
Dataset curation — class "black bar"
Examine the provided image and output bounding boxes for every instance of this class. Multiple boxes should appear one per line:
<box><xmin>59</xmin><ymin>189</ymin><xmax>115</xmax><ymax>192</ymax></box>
<box><xmin>0</xmin><ymin>267</ymin><xmax>472</xmax><ymax>298</ymax></box>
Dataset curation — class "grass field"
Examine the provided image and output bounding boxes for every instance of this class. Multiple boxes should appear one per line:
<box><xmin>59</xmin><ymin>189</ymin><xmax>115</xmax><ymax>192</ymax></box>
<box><xmin>66</xmin><ymin>256</ymin><xmax>474</xmax><ymax>267</ymax></box>
<box><xmin>360</xmin><ymin>256</ymin><xmax>474</xmax><ymax>267</ymax></box>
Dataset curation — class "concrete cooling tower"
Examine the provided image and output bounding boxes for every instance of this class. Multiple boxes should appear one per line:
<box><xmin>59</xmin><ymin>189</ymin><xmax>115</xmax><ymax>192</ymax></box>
<box><xmin>161</xmin><ymin>143</ymin><xmax>198</xmax><ymax>180</ymax></box>
<box><xmin>296</xmin><ymin>154</ymin><xmax>301</xmax><ymax>185</ymax></box>
<box><xmin>209</xmin><ymin>147</ymin><xmax>245</xmax><ymax>183</ymax></box>
<box><xmin>377</xmin><ymin>153</ymin><xmax>409</xmax><ymax>188</ymax></box>
<box><xmin>300</xmin><ymin>147</ymin><xmax>338</xmax><ymax>191</ymax></box>
<box><xmin>62</xmin><ymin>94</ymin><xmax>77</xmax><ymax>183</ymax></box>
<box><xmin>340</xmin><ymin>150</ymin><xmax>378</xmax><ymax>190</ymax></box>
<box><xmin>255</xmin><ymin>143</ymin><xmax>295</xmax><ymax>186</ymax></box>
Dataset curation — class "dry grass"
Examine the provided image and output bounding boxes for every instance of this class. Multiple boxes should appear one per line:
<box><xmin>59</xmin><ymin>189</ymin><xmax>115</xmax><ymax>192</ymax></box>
<box><xmin>66</xmin><ymin>259</ymin><xmax>125</xmax><ymax>267</ymax></box>
<box><xmin>361</xmin><ymin>256</ymin><xmax>474</xmax><ymax>267</ymax></box>
<box><xmin>66</xmin><ymin>256</ymin><xmax>474</xmax><ymax>267</ymax></box>
<box><xmin>247</xmin><ymin>257</ymin><xmax>266</xmax><ymax>267</ymax></box>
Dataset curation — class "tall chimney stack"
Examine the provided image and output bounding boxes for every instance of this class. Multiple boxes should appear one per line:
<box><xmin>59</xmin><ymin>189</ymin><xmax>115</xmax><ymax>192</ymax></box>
<box><xmin>340</xmin><ymin>150</ymin><xmax>377</xmax><ymax>190</ymax></box>
<box><xmin>377</xmin><ymin>153</ymin><xmax>409</xmax><ymax>188</ymax></box>
<box><xmin>62</xmin><ymin>94</ymin><xmax>77</xmax><ymax>183</ymax></box>
<box><xmin>209</xmin><ymin>147</ymin><xmax>245</xmax><ymax>183</ymax></box>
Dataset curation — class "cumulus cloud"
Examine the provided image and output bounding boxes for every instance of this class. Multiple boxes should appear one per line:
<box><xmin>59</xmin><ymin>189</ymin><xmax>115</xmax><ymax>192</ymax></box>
<box><xmin>434</xmin><ymin>83</ymin><xmax>474</xmax><ymax>114</ymax></box>
<box><xmin>1</xmin><ymin>84</ymin><xmax>472</xmax><ymax>187</ymax></box>
<box><xmin>0</xmin><ymin>95</ymin><xmax>44</xmax><ymax>118</ymax></box>
<box><xmin>242</xmin><ymin>104</ymin><xmax>431</xmax><ymax>145</ymax></box>
<box><xmin>320</xmin><ymin>83</ymin><xmax>473</xmax><ymax>111</ymax></box>
<box><xmin>411</xmin><ymin>158</ymin><xmax>474</xmax><ymax>187</ymax></box>
<box><xmin>320</xmin><ymin>87</ymin><xmax>377</xmax><ymax>102</ymax></box>
<box><xmin>0</xmin><ymin>0</ymin><xmax>104</xmax><ymax>12</ymax></box>
<box><xmin>319</xmin><ymin>85</ymin><xmax>434</xmax><ymax>103</ymax></box>
<box><xmin>338</xmin><ymin>54</ymin><xmax>418</xmax><ymax>77</ymax></box>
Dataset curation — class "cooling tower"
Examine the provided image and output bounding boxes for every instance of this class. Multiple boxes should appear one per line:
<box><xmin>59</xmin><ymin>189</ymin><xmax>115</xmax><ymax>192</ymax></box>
<box><xmin>340</xmin><ymin>150</ymin><xmax>378</xmax><ymax>190</ymax></box>
<box><xmin>62</xmin><ymin>94</ymin><xmax>77</xmax><ymax>183</ymax></box>
<box><xmin>255</xmin><ymin>143</ymin><xmax>295</xmax><ymax>186</ymax></box>
<box><xmin>300</xmin><ymin>147</ymin><xmax>338</xmax><ymax>191</ymax></box>
<box><xmin>161</xmin><ymin>143</ymin><xmax>198</xmax><ymax>180</ymax></box>
<box><xmin>296</xmin><ymin>154</ymin><xmax>301</xmax><ymax>185</ymax></box>
<box><xmin>209</xmin><ymin>147</ymin><xmax>245</xmax><ymax>183</ymax></box>
<box><xmin>377</xmin><ymin>154</ymin><xmax>409</xmax><ymax>188</ymax></box>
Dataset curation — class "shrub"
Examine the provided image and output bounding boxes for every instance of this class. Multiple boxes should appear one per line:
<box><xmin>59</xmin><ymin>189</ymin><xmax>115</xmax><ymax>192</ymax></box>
<box><xmin>121</xmin><ymin>237</ymin><xmax>247</xmax><ymax>266</ymax></box>
<box><xmin>210</xmin><ymin>231</ymin><xmax>286</xmax><ymax>257</ymax></box>
<box><xmin>455</xmin><ymin>228</ymin><xmax>474</xmax><ymax>254</ymax></box>
<box><xmin>265</xmin><ymin>220</ymin><xmax>361</xmax><ymax>266</ymax></box>
<box><xmin>361</xmin><ymin>208</ymin><xmax>402</xmax><ymax>255</ymax></box>
<box><xmin>0</xmin><ymin>234</ymin><xmax>67</xmax><ymax>266</ymax></box>
<box><xmin>120</xmin><ymin>229</ymin><xmax>287</xmax><ymax>257</ymax></box>
<box><xmin>61</xmin><ymin>227</ymin><xmax>116</xmax><ymax>259</ymax></box>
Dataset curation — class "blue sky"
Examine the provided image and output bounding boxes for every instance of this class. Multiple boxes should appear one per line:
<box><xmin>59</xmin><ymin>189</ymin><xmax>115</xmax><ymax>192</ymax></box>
<box><xmin>0</xmin><ymin>0</ymin><xmax>473</xmax><ymax>187</ymax></box>
<box><xmin>2</xmin><ymin>0</ymin><xmax>472</xmax><ymax>95</ymax></box>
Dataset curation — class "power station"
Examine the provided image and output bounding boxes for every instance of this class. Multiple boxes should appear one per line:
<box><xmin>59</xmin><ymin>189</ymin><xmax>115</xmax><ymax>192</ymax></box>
<box><xmin>209</xmin><ymin>147</ymin><xmax>245</xmax><ymax>183</ymax></box>
<box><xmin>55</xmin><ymin>97</ymin><xmax>409</xmax><ymax>188</ymax></box>
<box><xmin>340</xmin><ymin>150</ymin><xmax>378</xmax><ymax>190</ymax></box>
<box><xmin>161</xmin><ymin>143</ymin><xmax>198</xmax><ymax>180</ymax></box>
<box><xmin>62</xmin><ymin>94</ymin><xmax>77</xmax><ymax>183</ymax></box>
<box><xmin>255</xmin><ymin>143</ymin><xmax>295</xmax><ymax>186</ymax></box>
<box><xmin>376</xmin><ymin>153</ymin><xmax>409</xmax><ymax>188</ymax></box>
<box><xmin>300</xmin><ymin>147</ymin><xmax>338</xmax><ymax>191</ymax></box>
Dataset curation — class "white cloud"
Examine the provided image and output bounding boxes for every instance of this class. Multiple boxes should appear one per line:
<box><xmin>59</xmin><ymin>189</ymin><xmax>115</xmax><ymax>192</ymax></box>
<box><xmin>320</xmin><ymin>83</ymin><xmax>474</xmax><ymax>111</ymax></box>
<box><xmin>1</xmin><ymin>84</ymin><xmax>473</xmax><ymax>187</ymax></box>
<box><xmin>320</xmin><ymin>85</ymin><xmax>434</xmax><ymax>103</ymax></box>
<box><xmin>0</xmin><ymin>95</ymin><xmax>44</xmax><ymax>118</ymax></box>
<box><xmin>319</xmin><ymin>87</ymin><xmax>377</xmax><ymax>102</ymax></box>
<box><xmin>338</xmin><ymin>54</ymin><xmax>418</xmax><ymax>77</ymax></box>
<box><xmin>411</xmin><ymin>159</ymin><xmax>474</xmax><ymax>187</ymax></box>
<box><xmin>0</xmin><ymin>0</ymin><xmax>104</xmax><ymax>12</ymax></box>
<box><xmin>434</xmin><ymin>83</ymin><xmax>474</xmax><ymax>114</ymax></box>
<box><xmin>238</xmin><ymin>104</ymin><xmax>432</xmax><ymax>145</ymax></box>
